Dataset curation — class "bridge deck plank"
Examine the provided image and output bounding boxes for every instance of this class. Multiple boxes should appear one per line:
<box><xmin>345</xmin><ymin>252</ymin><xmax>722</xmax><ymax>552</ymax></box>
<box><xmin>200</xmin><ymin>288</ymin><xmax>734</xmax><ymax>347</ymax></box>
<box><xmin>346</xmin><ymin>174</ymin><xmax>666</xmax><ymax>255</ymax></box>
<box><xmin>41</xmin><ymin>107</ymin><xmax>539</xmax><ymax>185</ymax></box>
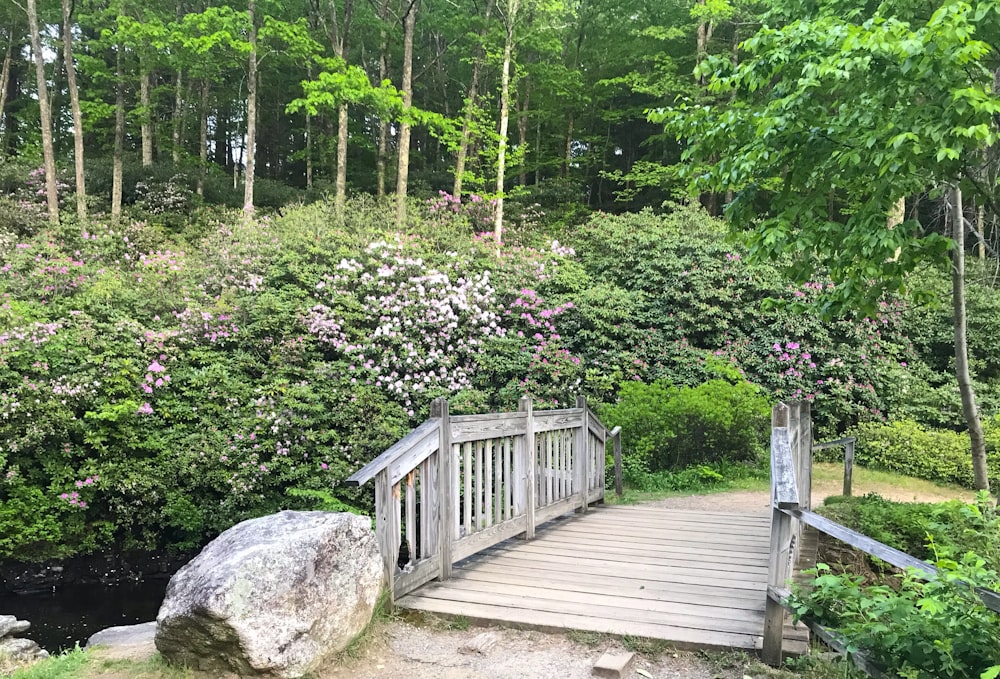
<box><xmin>397</xmin><ymin>505</ymin><xmax>809</xmax><ymax>652</ymax></box>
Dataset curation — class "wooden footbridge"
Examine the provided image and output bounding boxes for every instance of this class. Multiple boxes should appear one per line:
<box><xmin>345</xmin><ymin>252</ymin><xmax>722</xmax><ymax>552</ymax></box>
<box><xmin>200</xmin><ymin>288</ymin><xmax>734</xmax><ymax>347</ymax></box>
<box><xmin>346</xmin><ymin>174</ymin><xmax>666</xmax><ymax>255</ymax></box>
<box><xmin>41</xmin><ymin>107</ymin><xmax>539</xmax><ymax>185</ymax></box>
<box><xmin>347</xmin><ymin>397</ymin><xmax>814</xmax><ymax>661</ymax></box>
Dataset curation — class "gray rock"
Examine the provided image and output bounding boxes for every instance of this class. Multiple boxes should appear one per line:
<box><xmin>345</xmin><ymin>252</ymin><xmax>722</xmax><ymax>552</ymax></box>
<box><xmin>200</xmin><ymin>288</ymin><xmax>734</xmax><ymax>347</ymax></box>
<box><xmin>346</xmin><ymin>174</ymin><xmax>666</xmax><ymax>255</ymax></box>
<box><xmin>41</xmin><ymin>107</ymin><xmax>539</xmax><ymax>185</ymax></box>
<box><xmin>155</xmin><ymin>511</ymin><xmax>382</xmax><ymax>679</ymax></box>
<box><xmin>87</xmin><ymin>621</ymin><xmax>157</xmax><ymax>648</ymax></box>
<box><xmin>0</xmin><ymin>615</ymin><xmax>30</xmax><ymax>639</ymax></box>
<box><xmin>0</xmin><ymin>637</ymin><xmax>49</xmax><ymax>661</ymax></box>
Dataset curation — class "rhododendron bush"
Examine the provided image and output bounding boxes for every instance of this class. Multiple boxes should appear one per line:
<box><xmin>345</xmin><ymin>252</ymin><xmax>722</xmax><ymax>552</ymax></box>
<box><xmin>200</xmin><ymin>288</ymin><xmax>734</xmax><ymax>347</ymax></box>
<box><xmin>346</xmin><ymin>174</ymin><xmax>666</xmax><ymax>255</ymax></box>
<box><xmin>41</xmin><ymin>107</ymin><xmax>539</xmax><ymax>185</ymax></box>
<box><xmin>1</xmin><ymin>198</ymin><xmax>995</xmax><ymax>561</ymax></box>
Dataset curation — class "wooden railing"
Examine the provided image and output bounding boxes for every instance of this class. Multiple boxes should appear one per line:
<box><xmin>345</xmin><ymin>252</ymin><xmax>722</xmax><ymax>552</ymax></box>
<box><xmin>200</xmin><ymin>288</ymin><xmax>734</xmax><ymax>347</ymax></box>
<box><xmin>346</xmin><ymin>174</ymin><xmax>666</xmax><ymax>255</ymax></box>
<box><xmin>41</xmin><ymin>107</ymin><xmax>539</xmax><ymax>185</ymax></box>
<box><xmin>347</xmin><ymin>395</ymin><xmax>622</xmax><ymax>601</ymax></box>
<box><xmin>763</xmin><ymin>402</ymin><xmax>1000</xmax><ymax>669</ymax></box>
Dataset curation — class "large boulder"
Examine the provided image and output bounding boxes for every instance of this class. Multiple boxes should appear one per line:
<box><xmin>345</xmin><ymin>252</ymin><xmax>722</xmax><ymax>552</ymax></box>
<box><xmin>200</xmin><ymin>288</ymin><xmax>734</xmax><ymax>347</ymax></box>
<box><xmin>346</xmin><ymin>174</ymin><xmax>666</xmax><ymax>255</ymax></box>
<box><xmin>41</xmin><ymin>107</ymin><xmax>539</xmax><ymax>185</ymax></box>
<box><xmin>155</xmin><ymin>511</ymin><xmax>382</xmax><ymax>678</ymax></box>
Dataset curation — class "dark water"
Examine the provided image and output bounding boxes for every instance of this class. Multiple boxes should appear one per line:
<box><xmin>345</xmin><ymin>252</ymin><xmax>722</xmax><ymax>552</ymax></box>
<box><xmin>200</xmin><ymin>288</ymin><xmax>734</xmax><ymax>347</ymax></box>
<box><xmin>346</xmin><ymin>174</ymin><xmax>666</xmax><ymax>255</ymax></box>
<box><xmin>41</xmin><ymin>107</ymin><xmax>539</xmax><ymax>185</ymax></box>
<box><xmin>0</xmin><ymin>579</ymin><xmax>169</xmax><ymax>653</ymax></box>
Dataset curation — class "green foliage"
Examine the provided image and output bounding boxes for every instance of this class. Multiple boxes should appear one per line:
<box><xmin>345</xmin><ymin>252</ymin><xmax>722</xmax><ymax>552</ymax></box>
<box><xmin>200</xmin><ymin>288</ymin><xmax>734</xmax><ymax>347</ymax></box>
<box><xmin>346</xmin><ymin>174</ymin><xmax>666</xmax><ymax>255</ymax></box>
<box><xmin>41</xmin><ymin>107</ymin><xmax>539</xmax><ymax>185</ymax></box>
<box><xmin>850</xmin><ymin>420</ymin><xmax>1000</xmax><ymax>488</ymax></box>
<box><xmin>789</xmin><ymin>556</ymin><xmax>1000</xmax><ymax>679</ymax></box>
<box><xmin>662</xmin><ymin>0</ymin><xmax>994</xmax><ymax>316</ymax></box>
<box><xmin>599</xmin><ymin>378</ymin><xmax>770</xmax><ymax>473</ymax></box>
<box><xmin>819</xmin><ymin>492</ymin><xmax>1000</xmax><ymax>566</ymax></box>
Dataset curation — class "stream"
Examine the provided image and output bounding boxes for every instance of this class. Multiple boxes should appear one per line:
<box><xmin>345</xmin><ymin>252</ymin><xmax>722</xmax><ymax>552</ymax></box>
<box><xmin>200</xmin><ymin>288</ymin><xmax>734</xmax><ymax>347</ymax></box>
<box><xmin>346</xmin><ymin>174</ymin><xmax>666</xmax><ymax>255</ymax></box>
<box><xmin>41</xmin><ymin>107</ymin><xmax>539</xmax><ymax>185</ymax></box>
<box><xmin>0</xmin><ymin>579</ymin><xmax>169</xmax><ymax>653</ymax></box>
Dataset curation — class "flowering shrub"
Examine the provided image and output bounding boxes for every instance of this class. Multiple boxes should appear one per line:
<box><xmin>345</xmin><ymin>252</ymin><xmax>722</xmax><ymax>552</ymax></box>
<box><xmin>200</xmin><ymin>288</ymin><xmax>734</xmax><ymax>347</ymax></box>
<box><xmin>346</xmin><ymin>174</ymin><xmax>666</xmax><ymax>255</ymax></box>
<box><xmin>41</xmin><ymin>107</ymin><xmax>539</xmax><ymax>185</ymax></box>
<box><xmin>306</xmin><ymin>237</ymin><xmax>503</xmax><ymax>413</ymax></box>
<box><xmin>426</xmin><ymin>190</ymin><xmax>496</xmax><ymax>233</ymax></box>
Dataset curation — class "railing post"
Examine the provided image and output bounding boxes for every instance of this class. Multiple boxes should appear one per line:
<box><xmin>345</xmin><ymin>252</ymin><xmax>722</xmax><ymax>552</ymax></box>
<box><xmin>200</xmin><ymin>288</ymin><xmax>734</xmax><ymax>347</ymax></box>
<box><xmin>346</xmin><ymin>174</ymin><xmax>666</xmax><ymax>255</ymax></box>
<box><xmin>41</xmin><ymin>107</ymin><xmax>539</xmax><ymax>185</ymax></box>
<box><xmin>374</xmin><ymin>468</ymin><xmax>398</xmax><ymax>601</ymax></box>
<box><xmin>519</xmin><ymin>396</ymin><xmax>536</xmax><ymax>539</ymax></box>
<box><xmin>764</xmin><ymin>402</ymin><xmax>795</xmax><ymax>665</ymax></box>
<box><xmin>575</xmin><ymin>395</ymin><xmax>589</xmax><ymax>513</ymax></box>
<box><xmin>763</xmin><ymin>505</ymin><xmax>792</xmax><ymax>665</ymax></box>
<box><xmin>799</xmin><ymin>400</ymin><xmax>812</xmax><ymax>511</ymax></box>
<box><xmin>844</xmin><ymin>439</ymin><xmax>855</xmax><ymax>497</ymax></box>
<box><xmin>612</xmin><ymin>428</ymin><xmax>623</xmax><ymax>497</ymax></box>
<box><xmin>431</xmin><ymin>398</ymin><xmax>453</xmax><ymax>581</ymax></box>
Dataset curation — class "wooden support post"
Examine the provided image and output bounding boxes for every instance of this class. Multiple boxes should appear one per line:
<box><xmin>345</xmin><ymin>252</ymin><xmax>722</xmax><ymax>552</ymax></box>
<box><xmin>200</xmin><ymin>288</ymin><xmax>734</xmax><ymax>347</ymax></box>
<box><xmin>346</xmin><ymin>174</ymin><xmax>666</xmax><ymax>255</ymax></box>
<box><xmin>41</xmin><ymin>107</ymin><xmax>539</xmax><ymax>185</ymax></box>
<box><xmin>798</xmin><ymin>400</ymin><xmax>812</xmax><ymax>511</ymax></box>
<box><xmin>844</xmin><ymin>439</ymin><xmax>855</xmax><ymax>497</ymax></box>
<box><xmin>575</xmin><ymin>395</ymin><xmax>589</xmax><ymax>513</ymax></box>
<box><xmin>520</xmin><ymin>396</ymin><xmax>536</xmax><ymax>539</ymax></box>
<box><xmin>431</xmin><ymin>398</ymin><xmax>453</xmax><ymax>581</ymax></box>
<box><xmin>612</xmin><ymin>427</ymin><xmax>623</xmax><ymax>497</ymax></box>
<box><xmin>788</xmin><ymin>402</ymin><xmax>801</xmax><ymax>482</ymax></box>
<box><xmin>374</xmin><ymin>468</ymin><xmax>398</xmax><ymax>601</ymax></box>
<box><xmin>763</xmin><ymin>505</ymin><xmax>792</xmax><ymax>665</ymax></box>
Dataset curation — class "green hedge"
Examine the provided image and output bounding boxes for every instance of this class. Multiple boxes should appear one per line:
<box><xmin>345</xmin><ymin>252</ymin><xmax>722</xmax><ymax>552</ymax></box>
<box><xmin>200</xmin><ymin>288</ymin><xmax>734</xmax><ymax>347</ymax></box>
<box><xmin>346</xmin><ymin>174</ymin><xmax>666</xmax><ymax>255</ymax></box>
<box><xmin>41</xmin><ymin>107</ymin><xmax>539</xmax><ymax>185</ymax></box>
<box><xmin>599</xmin><ymin>378</ymin><xmax>770</xmax><ymax>474</ymax></box>
<box><xmin>844</xmin><ymin>419</ymin><xmax>1000</xmax><ymax>488</ymax></box>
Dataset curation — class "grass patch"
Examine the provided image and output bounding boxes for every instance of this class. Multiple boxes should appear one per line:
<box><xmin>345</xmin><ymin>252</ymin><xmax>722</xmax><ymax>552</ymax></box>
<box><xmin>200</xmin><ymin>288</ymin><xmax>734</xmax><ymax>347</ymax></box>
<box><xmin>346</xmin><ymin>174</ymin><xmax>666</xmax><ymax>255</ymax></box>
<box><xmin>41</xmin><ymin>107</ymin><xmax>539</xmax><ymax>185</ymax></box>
<box><xmin>7</xmin><ymin>647</ymin><xmax>88</xmax><ymax>679</ymax></box>
<box><xmin>564</xmin><ymin>630</ymin><xmax>609</xmax><ymax>647</ymax></box>
<box><xmin>337</xmin><ymin>589</ymin><xmax>395</xmax><ymax>661</ymax></box>
<box><xmin>605</xmin><ymin>460</ymin><xmax>769</xmax><ymax>505</ymax></box>
<box><xmin>620</xmin><ymin>635</ymin><xmax>675</xmax><ymax>656</ymax></box>
<box><xmin>703</xmin><ymin>650</ymin><xmax>866</xmax><ymax>679</ymax></box>
<box><xmin>811</xmin><ymin>462</ymin><xmax>976</xmax><ymax>504</ymax></box>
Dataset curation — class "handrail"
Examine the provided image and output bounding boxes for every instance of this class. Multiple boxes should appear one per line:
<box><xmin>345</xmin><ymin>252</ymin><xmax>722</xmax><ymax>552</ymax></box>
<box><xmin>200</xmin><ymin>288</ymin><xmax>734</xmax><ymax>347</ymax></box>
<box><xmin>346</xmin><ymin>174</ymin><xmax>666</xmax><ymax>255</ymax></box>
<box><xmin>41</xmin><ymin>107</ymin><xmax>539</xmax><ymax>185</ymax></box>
<box><xmin>347</xmin><ymin>394</ymin><xmax>621</xmax><ymax>602</ymax></box>
<box><xmin>764</xmin><ymin>404</ymin><xmax>1000</xmax><ymax>671</ymax></box>
<box><xmin>346</xmin><ymin>418</ymin><xmax>441</xmax><ymax>486</ymax></box>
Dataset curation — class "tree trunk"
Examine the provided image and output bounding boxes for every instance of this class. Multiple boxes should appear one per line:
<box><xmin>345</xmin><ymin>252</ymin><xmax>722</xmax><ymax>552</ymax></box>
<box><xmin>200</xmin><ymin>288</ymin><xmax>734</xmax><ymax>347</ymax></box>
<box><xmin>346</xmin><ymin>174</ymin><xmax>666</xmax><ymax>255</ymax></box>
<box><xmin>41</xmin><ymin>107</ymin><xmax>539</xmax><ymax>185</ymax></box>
<box><xmin>695</xmin><ymin>0</ymin><xmax>713</xmax><ymax>85</ymax></box>
<box><xmin>112</xmin><ymin>47</ymin><xmax>124</xmax><ymax>225</ymax></box>
<box><xmin>493</xmin><ymin>6</ymin><xmax>516</xmax><ymax>245</ymax></box>
<box><xmin>140</xmin><ymin>71</ymin><xmax>153</xmax><ymax>166</ymax></box>
<box><xmin>534</xmin><ymin>114</ymin><xmax>541</xmax><ymax>185</ymax></box>
<box><xmin>61</xmin><ymin>0</ymin><xmax>86</xmax><ymax>220</ymax></box>
<box><xmin>305</xmin><ymin>110</ymin><xmax>313</xmax><ymax>190</ymax></box>
<box><xmin>335</xmin><ymin>103</ymin><xmax>348</xmax><ymax>220</ymax></box>
<box><xmin>395</xmin><ymin>0</ymin><xmax>417</xmax><ymax>227</ymax></box>
<box><xmin>243</xmin><ymin>0</ymin><xmax>258</xmax><ymax>218</ymax></box>
<box><xmin>0</xmin><ymin>32</ymin><xmax>12</xmax><ymax>159</ymax></box>
<box><xmin>977</xmin><ymin>203</ymin><xmax>986</xmax><ymax>260</ymax></box>
<box><xmin>376</xmin><ymin>0</ymin><xmax>391</xmax><ymax>198</ymax></box>
<box><xmin>453</xmin><ymin>0</ymin><xmax>493</xmax><ymax>199</ymax></box>
<box><xmin>27</xmin><ymin>0</ymin><xmax>59</xmax><ymax>223</ymax></box>
<box><xmin>951</xmin><ymin>186</ymin><xmax>989</xmax><ymax>491</ymax></box>
<box><xmin>562</xmin><ymin>114</ymin><xmax>573</xmax><ymax>178</ymax></box>
<box><xmin>518</xmin><ymin>78</ymin><xmax>530</xmax><ymax>186</ymax></box>
<box><xmin>172</xmin><ymin>69</ymin><xmax>183</xmax><ymax>164</ymax></box>
<box><xmin>327</xmin><ymin>0</ymin><xmax>354</xmax><ymax>223</ymax></box>
<box><xmin>197</xmin><ymin>78</ymin><xmax>209</xmax><ymax>196</ymax></box>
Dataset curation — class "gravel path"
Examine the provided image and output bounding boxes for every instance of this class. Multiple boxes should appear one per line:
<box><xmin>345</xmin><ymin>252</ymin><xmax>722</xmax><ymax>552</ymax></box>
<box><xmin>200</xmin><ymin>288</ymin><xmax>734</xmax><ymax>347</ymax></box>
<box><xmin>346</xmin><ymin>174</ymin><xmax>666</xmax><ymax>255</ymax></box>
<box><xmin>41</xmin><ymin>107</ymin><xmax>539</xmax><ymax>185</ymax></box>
<box><xmin>643</xmin><ymin>489</ymin><xmax>772</xmax><ymax>513</ymax></box>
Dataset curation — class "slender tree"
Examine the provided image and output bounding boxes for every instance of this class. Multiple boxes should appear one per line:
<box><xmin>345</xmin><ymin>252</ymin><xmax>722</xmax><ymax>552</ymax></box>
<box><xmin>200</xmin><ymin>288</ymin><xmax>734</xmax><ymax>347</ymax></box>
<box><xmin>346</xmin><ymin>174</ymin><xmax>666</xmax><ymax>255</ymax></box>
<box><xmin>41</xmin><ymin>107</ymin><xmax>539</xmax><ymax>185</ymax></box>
<box><xmin>394</xmin><ymin>0</ymin><xmax>417</xmax><ymax>227</ymax></box>
<box><xmin>26</xmin><ymin>0</ymin><xmax>59</xmax><ymax>223</ymax></box>
<box><xmin>243</xmin><ymin>0</ymin><xmax>258</xmax><ymax>217</ymax></box>
<box><xmin>322</xmin><ymin>0</ymin><xmax>354</xmax><ymax>223</ymax></box>
<box><xmin>112</xmin><ymin>46</ymin><xmax>124</xmax><ymax>224</ymax></box>
<box><xmin>375</xmin><ymin>0</ymin><xmax>391</xmax><ymax>198</ymax></box>
<box><xmin>61</xmin><ymin>0</ymin><xmax>86</xmax><ymax>219</ymax></box>
<box><xmin>453</xmin><ymin>0</ymin><xmax>493</xmax><ymax>200</ymax></box>
<box><xmin>951</xmin><ymin>186</ymin><xmax>990</xmax><ymax>490</ymax></box>
<box><xmin>493</xmin><ymin>0</ymin><xmax>519</xmax><ymax>244</ymax></box>
<box><xmin>0</xmin><ymin>25</ymin><xmax>14</xmax><ymax>158</ymax></box>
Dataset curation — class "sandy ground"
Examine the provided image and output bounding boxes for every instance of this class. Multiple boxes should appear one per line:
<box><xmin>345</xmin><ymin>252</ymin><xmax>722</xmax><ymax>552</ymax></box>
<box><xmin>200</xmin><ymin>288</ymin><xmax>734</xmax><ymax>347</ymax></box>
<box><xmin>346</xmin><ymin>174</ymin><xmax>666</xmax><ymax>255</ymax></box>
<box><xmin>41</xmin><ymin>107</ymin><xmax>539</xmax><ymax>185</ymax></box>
<box><xmin>318</xmin><ymin>621</ymin><xmax>756</xmax><ymax>679</ymax></box>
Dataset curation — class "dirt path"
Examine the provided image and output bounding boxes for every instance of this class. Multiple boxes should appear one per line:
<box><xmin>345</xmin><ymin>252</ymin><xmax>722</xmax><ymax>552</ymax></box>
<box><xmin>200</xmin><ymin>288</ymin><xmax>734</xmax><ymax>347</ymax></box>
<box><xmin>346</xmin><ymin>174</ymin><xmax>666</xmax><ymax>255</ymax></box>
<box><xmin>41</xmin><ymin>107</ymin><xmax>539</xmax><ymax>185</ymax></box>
<box><xmin>644</xmin><ymin>467</ymin><xmax>975</xmax><ymax>514</ymax></box>
<box><xmin>318</xmin><ymin>620</ymin><xmax>756</xmax><ymax>679</ymax></box>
